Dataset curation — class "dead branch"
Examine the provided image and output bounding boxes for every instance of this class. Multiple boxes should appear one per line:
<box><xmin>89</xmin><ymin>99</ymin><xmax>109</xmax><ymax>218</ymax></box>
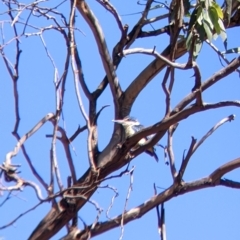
<box><xmin>76</xmin><ymin>0</ymin><xmax>122</xmax><ymax>115</ymax></box>
<box><xmin>73</xmin><ymin>157</ymin><xmax>240</xmax><ymax>239</ymax></box>
<box><xmin>4</xmin><ymin>113</ymin><xmax>55</xmax><ymax>166</ymax></box>
<box><xmin>119</xmin><ymin>167</ymin><xmax>134</xmax><ymax>240</ymax></box>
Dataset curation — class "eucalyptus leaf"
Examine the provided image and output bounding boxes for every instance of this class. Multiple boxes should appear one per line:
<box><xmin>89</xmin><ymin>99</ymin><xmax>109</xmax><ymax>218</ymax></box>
<box><xmin>186</xmin><ymin>31</ymin><xmax>193</xmax><ymax>50</ymax></box>
<box><xmin>212</xmin><ymin>2</ymin><xmax>223</xmax><ymax>19</ymax></box>
<box><xmin>193</xmin><ymin>39</ymin><xmax>203</xmax><ymax>59</ymax></box>
<box><xmin>187</xmin><ymin>7</ymin><xmax>199</xmax><ymax>32</ymax></box>
<box><xmin>209</xmin><ymin>6</ymin><xmax>221</xmax><ymax>34</ymax></box>
<box><xmin>203</xmin><ymin>19</ymin><xmax>213</xmax><ymax>41</ymax></box>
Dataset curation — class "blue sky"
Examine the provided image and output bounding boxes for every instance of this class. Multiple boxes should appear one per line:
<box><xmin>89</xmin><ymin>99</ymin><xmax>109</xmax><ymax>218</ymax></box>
<box><xmin>0</xmin><ymin>0</ymin><xmax>240</xmax><ymax>239</ymax></box>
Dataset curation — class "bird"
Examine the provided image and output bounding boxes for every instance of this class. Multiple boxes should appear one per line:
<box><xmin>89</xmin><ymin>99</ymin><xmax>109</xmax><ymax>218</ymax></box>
<box><xmin>112</xmin><ymin>116</ymin><xmax>159</xmax><ymax>162</ymax></box>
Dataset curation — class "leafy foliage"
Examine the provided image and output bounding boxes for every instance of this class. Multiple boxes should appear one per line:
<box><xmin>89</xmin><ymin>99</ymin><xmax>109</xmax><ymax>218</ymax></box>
<box><xmin>186</xmin><ymin>0</ymin><xmax>227</xmax><ymax>59</ymax></box>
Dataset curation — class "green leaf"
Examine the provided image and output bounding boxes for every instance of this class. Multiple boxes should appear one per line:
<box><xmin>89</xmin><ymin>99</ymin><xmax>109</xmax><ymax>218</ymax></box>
<box><xmin>197</xmin><ymin>8</ymin><xmax>203</xmax><ymax>25</ymax></box>
<box><xmin>203</xmin><ymin>10</ymin><xmax>214</xmax><ymax>29</ymax></box>
<box><xmin>212</xmin><ymin>2</ymin><xmax>223</xmax><ymax>19</ymax></box>
<box><xmin>186</xmin><ymin>30</ymin><xmax>203</xmax><ymax>59</ymax></box>
<box><xmin>203</xmin><ymin>19</ymin><xmax>213</xmax><ymax>41</ymax></box>
<box><xmin>186</xmin><ymin>31</ymin><xmax>193</xmax><ymax>50</ymax></box>
<box><xmin>188</xmin><ymin>7</ymin><xmax>198</xmax><ymax>31</ymax></box>
<box><xmin>209</xmin><ymin>6</ymin><xmax>221</xmax><ymax>34</ymax></box>
<box><xmin>204</xmin><ymin>0</ymin><xmax>213</xmax><ymax>10</ymax></box>
<box><xmin>202</xmin><ymin>10</ymin><xmax>214</xmax><ymax>41</ymax></box>
<box><xmin>188</xmin><ymin>6</ymin><xmax>203</xmax><ymax>32</ymax></box>
<box><xmin>196</xmin><ymin>24</ymin><xmax>206</xmax><ymax>42</ymax></box>
<box><xmin>193</xmin><ymin>39</ymin><xmax>203</xmax><ymax>59</ymax></box>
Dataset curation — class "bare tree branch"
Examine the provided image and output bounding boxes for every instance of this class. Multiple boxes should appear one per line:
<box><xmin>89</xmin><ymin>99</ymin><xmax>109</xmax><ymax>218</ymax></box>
<box><xmin>4</xmin><ymin>113</ymin><xmax>54</xmax><ymax>166</ymax></box>
<box><xmin>125</xmin><ymin>0</ymin><xmax>155</xmax><ymax>49</ymax></box>
<box><xmin>76</xmin><ymin>0</ymin><xmax>122</xmax><ymax>116</ymax></box>
<box><xmin>173</xmin><ymin>56</ymin><xmax>240</xmax><ymax>113</ymax></box>
<box><xmin>167</xmin><ymin>125</ymin><xmax>178</xmax><ymax>180</ymax></box>
<box><xmin>46</xmin><ymin>125</ymin><xmax>77</xmax><ymax>184</ymax></box>
<box><xmin>119</xmin><ymin>167</ymin><xmax>134</xmax><ymax>240</ymax></box>
<box><xmin>74</xmin><ymin>157</ymin><xmax>240</xmax><ymax>239</ymax></box>
<box><xmin>123</xmin><ymin>39</ymin><xmax>187</xmax><ymax>116</ymax></box>
<box><xmin>1</xmin><ymin>1</ymin><xmax>239</xmax><ymax>239</ymax></box>
<box><xmin>127</xmin><ymin>101</ymin><xmax>240</xmax><ymax>161</ymax></box>
<box><xmin>96</xmin><ymin>0</ymin><xmax>124</xmax><ymax>35</ymax></box>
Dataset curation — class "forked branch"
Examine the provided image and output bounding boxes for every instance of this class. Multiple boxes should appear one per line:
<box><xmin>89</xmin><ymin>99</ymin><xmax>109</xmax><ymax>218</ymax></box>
<box><xmin>74</xmin><ymin>157</ymin><xmax>240</xmax><ymax>239</ymax></box>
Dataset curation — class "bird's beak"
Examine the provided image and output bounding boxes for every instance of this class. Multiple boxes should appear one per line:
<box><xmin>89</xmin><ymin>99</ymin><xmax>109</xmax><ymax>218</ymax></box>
<box><xmin>112</xmin><ymin>119</ymin><xmax>124</xmax><ymax>124</ymax></box>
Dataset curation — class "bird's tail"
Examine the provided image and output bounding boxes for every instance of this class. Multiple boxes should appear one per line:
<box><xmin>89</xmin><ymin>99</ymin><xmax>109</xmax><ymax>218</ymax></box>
<box><xmin>145</xmin><ymin>148</ymin><xmax>159</xmax><ymax>162</ymax></box>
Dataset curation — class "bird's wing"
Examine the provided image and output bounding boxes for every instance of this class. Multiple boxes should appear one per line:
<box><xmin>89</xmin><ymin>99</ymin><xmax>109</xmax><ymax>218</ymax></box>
<box><xmin>132</xmin><ymin>124</ymin><xmax>144</xmax><ymax>133</ymax></box>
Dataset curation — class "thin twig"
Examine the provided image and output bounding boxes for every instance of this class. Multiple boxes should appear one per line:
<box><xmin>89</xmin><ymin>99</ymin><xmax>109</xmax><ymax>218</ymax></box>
<box><xmin>205</xmin><ymin>39</ymin><xmax>240</xmax><ymax>74</ymax></box>
<box><xmin>46</xmin><ymin>125</ymin><xmax>77</xmax><ymax>184</ymax></box>
<box><xmin>5</xmin><ymin>113</ymin><xmax>55</xmax><ymax>166</ymax></box>
<box><xmin>119</xmin><ymin>166</ymin><xmax>134</xmax><ymax>240</ymax></box>
<box><xmin>125</xmin><ymin>0</ymin><xmax>155</xmax><ymax>49</ymax></box>
<box><xmin>178</xmin><ymin>114</ymin><xmax>235</xmax><ymax>182</ymax></box>
<box><xmin>69</xmin><ymin>125</ymin><xmax>88</xmax><ymax>142</ymax></box>
<box><xmin>161</xmin><ymin>67</ymin><xmax>171</xmax><ymax>116</ymax></box>
<box><xmin>96</xmin><ymin>0</ymin><xmax>124</xmax><ymax>34</ymax></box>
<box><xmin>167</xmin><ymin>125</ymin><xmax>177</xmax><ymax>180</ymax></box>
<box><xmin>0</xmin><ymin>201</ymin><xmax>43</xmax><ymax>230</ymax></box>
<box><xmin>173</xmin><ymin>56</ymin><xmax>240</xmax><ymax>113</ymax></box>
<box><xmin>122</xmin><ymin>47</ymin><xmax>191</xmax><ymax>70</ymax></box>
<box><xmin>192</xmin><ymin>114</ymin><xmax>235</xmax><ymax>155</ymax></box>
<box><xmin>98</xmin><ymin>185</ymin><xmax>119</xmax><ymax>220</ymax></box>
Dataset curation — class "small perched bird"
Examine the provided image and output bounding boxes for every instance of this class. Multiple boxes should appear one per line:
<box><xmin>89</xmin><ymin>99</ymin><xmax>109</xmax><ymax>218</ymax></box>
<box><xmin>112</xmin><ymin>116</ymin><xmax>158</xmax><ymax>162</ymax></box>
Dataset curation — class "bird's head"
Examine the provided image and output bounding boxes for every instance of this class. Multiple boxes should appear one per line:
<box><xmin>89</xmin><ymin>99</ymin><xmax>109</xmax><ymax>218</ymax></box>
<box><xmin>112</xmin><ymin>116</ymin><xmax>140</xmax><ymax>128</ymax></box>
